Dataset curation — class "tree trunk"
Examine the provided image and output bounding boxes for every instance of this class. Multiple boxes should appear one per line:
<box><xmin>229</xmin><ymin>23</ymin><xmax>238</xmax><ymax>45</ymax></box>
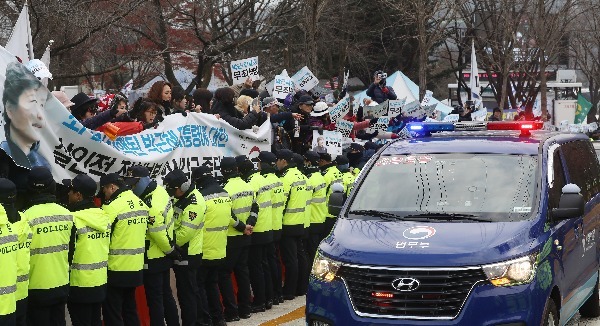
<box><xmin>307</xmin><ymin>1</ymin><xmax>319</xmax><ymax>73</ymax></box>
<box><xmin>539</xmin><ymin>49</ymin><xmax>548</xmax><ymax>120</ymax></box>
<box><xmin>153</xmin><ymin>0</ymin><xmax>180</xmax><ymax>88</ymax></box>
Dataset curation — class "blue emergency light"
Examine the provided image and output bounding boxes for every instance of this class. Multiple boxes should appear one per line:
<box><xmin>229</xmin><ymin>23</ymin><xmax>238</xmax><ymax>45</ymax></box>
<box><xmin>407</xmin><ymin>121</ymin><xmax>544</xmax><ymax>137</ymax></box>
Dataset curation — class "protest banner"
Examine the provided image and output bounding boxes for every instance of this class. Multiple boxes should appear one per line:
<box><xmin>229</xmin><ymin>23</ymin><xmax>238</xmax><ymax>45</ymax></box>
<box><xmin>273</xmin><ymin>73</ymin><xmax>295</xmax><ymax>100</ymax></box>
<box><xmin>403</xmin><ymin>101</ymin><xmax>427</xmax><ymax>119</ymax></box>
<box><xmin>230</xmin><ymin>56</ymin><xmax>259</xmax><ymax>84</ymax></box>
<box><xmin>0</xmin><ymin>46</ymin><xmax>272</xmax><ymax>184</ymax></box>
<box><xmin>372</xmin><ymin>116</ymin><xmax>390</xmax><ymax>132</ymax></box>
<box><xmin>443</xmin><ymin>114</ymin><xmax>460</xmax><ymax>122</ymax></box>
<box><xmin>336</xmin><ymin>119</ymin><xmax>354</xmax><ymax>138</ymax></box>
<box><xmin>291</xmin><ymin>66</ymin><xmax>319</xmax><ymax>91</ymax></box>
<box><xmin>369</xmin><ymin>100</ymin><xmax>389</xmax><ymax>118</ymax></box>
<box><xmin>311</xmin><ymin>130</ymin><xmax>342</xmax><ymax>158</ymax></box>
<box><xmin>388</xmin><ymin>99</ymin><xmax>406</xmax><ymax>116</ymax></box>
<box><xmin>329</xmin><ymin>95</ymin><xmax>350</xmax><ymax>123</ymax></box>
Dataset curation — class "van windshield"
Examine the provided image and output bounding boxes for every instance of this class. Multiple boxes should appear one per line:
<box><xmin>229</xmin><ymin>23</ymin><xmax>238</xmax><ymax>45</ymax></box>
<box><xmin>349</xmin><ymin>154</ymin><xmax>538</xmax><ymax>222</ymax></box>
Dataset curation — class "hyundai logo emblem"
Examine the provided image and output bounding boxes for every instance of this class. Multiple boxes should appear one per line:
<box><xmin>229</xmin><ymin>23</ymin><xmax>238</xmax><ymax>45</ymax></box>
<box><xmin>391</xmin><ymin>277</ymin><xmax>420</xmax><ymax>292</ymax></box>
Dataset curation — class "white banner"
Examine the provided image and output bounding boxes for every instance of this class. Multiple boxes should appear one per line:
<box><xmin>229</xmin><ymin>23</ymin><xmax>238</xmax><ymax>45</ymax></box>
<box><xmin>291</xmin><ymin>66</ymin><xmax>319</xmax><ymax>91</ymax></box>
<box><xmin>369</xmin><ymin>100</ymin><xmax>389</xmax><ymax>118</ymax></box>
<box><xmin>0</xmin><ymin>47</ymin><xmax>272</xmax><ymax>183</ymax></box>
<box><xmin>420</xmin><ymin>90</ymin><xmax>433</xmax><ymax>107</ymax></box>
<box><xmin>273</xmin><ymin>74</ymin><xmax>295</xmax><ymax>100</ymax></box>
<box><xmin>329</xmin><ymin>95</ymin><xmax>350</xmax><ymax>123</ymax></box>
<box><xmin>335</xmin><ymin>120</ymin><xmax>354</xmax><ymax>138</ymax></box>
<box><xmin>388</xmin><ymin>99</ymin><xmax>406</xmax><ymax>116</ymax></box>
<box><xmin>373</xmin><ymin>117</ymin><xmax>390</xmax><ymax>131</ymax></box>
<box><xmin>311</xmin><ymin>130</ymin><xmax>342</xmax><ymax>158</ymax></box>
<box><xmin>230</xmin><ymin>56</ymin><xmax>259</xmax><ymax>85</ymax></box>
<box><xmin>443</xmin><ymin>114</ymin><xmax>460</xmax><ymax>122</ymax></box>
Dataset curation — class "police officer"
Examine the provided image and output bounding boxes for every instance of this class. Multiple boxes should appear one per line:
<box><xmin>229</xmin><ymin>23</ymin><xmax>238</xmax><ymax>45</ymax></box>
<box><xmin>0</xmin><ymin>179</ymin><xmax>18</xmax><ymax>326</ymax></box>
<box><xmin>303</xmin><ymin>151</ymin><xmax>327</xmax><ymax>261</ymax></box>
<box><xmin>4</xmin><ymin>179</ymin><xmax>31</xmax><ymax>326</ymax></box>
<box><xmin>276</xmin><ymin>149</ymin><xmax>310</xmax><ymax>300</ymax></box>
<box><xmin>192</xmin><ymin>166</ymin><xmax>246</xmax><ymax>326</ymax></box>
<box><xmin>257</xmin><ymin>151</ymin><xmax>286</xmax><ymax>305</ymax></box>
<box><xmin>124</xmin><ymin>166</ymin><xmax>179</xmax><ymax>326</ymax></box>
<box><xmin>62</xmin><ymin>175</ymin><xmax>110</xmax><ymax>326</ymax></box>
<box><xmin>100</xmin><ymin>173</ymin><xmax>148</xmax><ymax>326</ymax></box>
<box><xmin>237</xmin><ymin>155</ymin><xmax>274</xmax><ymax>311</ymax></box>
<box><xmin>335</xmin><ymin>156</ymin><xmax>356</xmax><ymax>196</ymax></box>
<box><xmin>219</xmin><ymin>157</ymin><xmax>254</xmax><ymax>321</ymax></box>
<box><xmin>291</xmin><ymin>153</ymin><xmax>310</xmax><ymax>296</ymax></box>
<box><xmin>319</xmin><ymin>153</ymin><xmax>344</xmax><ymax>233</ymax></box>
<box><xmin>163</xmin><ymin>169</ymin><xmax>206</xmax><ymax>326</ymax></box>
<box><xmin>22</xmin><ymin>167</ymin><xmax>74</xmax><ymax>326</ymax></box>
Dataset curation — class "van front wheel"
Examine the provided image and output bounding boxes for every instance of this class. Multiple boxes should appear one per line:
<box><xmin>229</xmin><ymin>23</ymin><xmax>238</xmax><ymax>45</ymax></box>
<box><xmin>579</xmin><ymin>274</ymin><xmax>600</xmax><ymax>318</ymax></box>
<box><xmin>542</xmin><ymin>298</ymin><xmax>559</xmax><ymax>326</ymax></box>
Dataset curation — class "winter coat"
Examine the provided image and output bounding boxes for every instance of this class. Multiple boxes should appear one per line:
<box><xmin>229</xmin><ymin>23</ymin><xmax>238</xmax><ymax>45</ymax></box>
<box><xmin>211</xmin><ymin>100</ymin><xmax>259</xmax><ymax>130</ymax></box>
<box><xmin>366</xmin><ymin>83</ymin><xmax>398</xmax><ymax>104</ymax></box>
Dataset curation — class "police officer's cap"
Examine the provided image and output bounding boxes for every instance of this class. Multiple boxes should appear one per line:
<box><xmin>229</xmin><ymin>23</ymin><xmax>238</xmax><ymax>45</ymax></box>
<box><xmin>191</xmin><ymin>166</ymin><xmax>212</xmax><ymax>180</ymax></box>
<box><xmin>163</xmin><ymin>169</ymin><xmax>187</xmax><ymax>189</ymax></box>
<box><xmin>292</xmin><ymin>153</ymin><xmax>304</xmax><ymax>166</ymax></box>
<box><xmin>318</xmin><ymin>152</ymin><xmax>332</xmax><ymax>162</ymax></box>
<box><xmin>0</xmin><ymin>178</ymin><xmax>16</xmax><ymax>203</ymax></box>
<box><xmin>100</xmin><ymin>173</ymin><xmax>124</xmax><ymax>187</ymax></box>
<box><xmin>350</xmin><ymin>143</ymin><xmax>364</xmax><ymax>152</ymax></box>
<box><xmin>28</xmin><ymin>166</ymin><xmax>55</xmax><ymax>190</ymax></box>
<box><xmin>235</xmin><ymin>155</ymin><xmax>249</xmax><ymax>164</ymax></box>
<box><xmin>127</xmin><ymin>165</ymin><xmax>150</xmax><ymax>178</ymax></box>
<box><xmin>303</xmin><ymin>151</ymin><xmax>320</xmax><ymax>165</ymax></box>
<box><xmin>220</xmin><ymin>157</ymin><xmax>238</xmax><ymax>172</ymax></box>
<box><xmin>334</xmin><ymin>155</ymin><xmax>349</xmax><ymax>165</ymax></box>
<box><xmin>276</xmin><ymin>149</ymin><xmax>294</xmax><ymax>162</ymax></box>
<box><xmin>62</xmin><ymin>174</ymin><xmax>97</xmax><ymax>197</ymax></box>
<box><xmin>258</xmin><ymin>151</ymin><xmax>277</xmax><ymax>164</ymax></box>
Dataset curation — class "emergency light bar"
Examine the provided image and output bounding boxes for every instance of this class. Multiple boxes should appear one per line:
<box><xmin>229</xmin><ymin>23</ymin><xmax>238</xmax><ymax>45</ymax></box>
<box><xmin>407</xmin><ymin>121</ymin><xmax>544</xmax><ymax>137</ymax></box>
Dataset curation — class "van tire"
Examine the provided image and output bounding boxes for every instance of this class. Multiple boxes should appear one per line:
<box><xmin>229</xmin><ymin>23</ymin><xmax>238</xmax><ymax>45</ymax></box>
<box><xmin>542</xmin><ymin>298</ymin><xmax>559</xmax><ymax>326</ymax></box>
<box><xmin>579</xmin><ymin>274</ymin><xmax>600</xmax><ymax>317</ymax></box>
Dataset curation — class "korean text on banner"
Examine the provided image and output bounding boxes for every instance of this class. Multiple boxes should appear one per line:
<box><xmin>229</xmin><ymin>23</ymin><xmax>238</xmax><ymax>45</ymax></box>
<box><xmin>335</xmin><ymin>119</ymin><xmax>354</xmax><ymax>138</ymax></box>
<box><xmin>273</xmin><ymin>74</ymin><xmax>295</xmax><ymax>100</ymax></box>
<box><xmin>230</xmin><ymin>56</ymin><xmax>259</xmax><ymax>85</ymax></box>
<box><xmin>292</xmin><ymin>66</ymin><xmax>319</xmax><ymax>91</ymax></box>
<box><xmin>369</xmin><ymin>100</ymin><xmax>389</xmax><ymax>118</ymax></box>
<box><xmin>329</xmin><ymin>95</ymin><xmax>350</xmax><ymax>123</ymax></box>
<box><xmin>373</xmin><ymin>117</ymin><xmax>390</xmax><ymax>132</ymax></box>
<box><xmin>388</xmin><ymin>99</ymin><xmax>406</xmax><ymax>116</ymax></box>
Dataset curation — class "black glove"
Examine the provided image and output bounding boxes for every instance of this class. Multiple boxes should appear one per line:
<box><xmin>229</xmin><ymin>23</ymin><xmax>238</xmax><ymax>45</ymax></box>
<box><xmin>370</xmin><ymin>117</ymin><xmax>380</xmax><ymax>126</ymax></box>
<box><xmin>318</xmin><ymin>127</ymin><xmax>324</xmax><ymax>135</ymax></box>
<box><xmin>165</xmin><ymin>246</ymin><xmax>182</xmax><ymax>260</ymax></box>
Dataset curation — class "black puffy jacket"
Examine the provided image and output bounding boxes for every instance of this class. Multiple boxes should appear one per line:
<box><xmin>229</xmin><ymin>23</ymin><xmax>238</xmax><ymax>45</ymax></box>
<box><xmin>211</xmin><ymin>100</ymin><xmax>259</xmax><ymax>130</ymax></box>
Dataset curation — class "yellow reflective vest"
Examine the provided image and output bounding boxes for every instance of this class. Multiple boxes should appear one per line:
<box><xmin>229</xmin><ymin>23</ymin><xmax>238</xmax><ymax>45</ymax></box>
<box><xmin>223</xmin><ymin>177</ymin><xmax>254</xmax><ymax>237</ymax></box>
<box><xmin>307</xmin><ymin>170</ymin><xmax>327</xmax><ymax>225</ymax></box>
<box><xmin>0</xmin><ymin>206</ymin><xmax>17</xmax><ymax>315</ymax></box>
<box><xmin>202</xmin><ymin>191</ymin><xmax>232</xmax><ymax>261</ymax></box>
<box><xmin>281</xmin><ymin>167</ymin><xmax>310</xmax><ymax>227</ymax></box>
<box><xmin>143</xmin><ymin>185</ymin><xmax>175</xmax><ymax>261</ymax></box>
<box><xmin>70</xmin><ymin>207</ymin><xmax>110</xmax><ymax>288</ymax></box>
<box><xmin>174</xmin><ymin>188</ymin><xmax>206</xmax><ymax>260</ymax></box>
<box><xmin>23</xmin><ymin>203</ymin><xmax>73</xmax><ymax>291</ymax></box>
<box><xmin>102</xmin><ymin>190</ymin><xmax>148</xmax><ymax>274</ymax></box>
<box><xmin>323</xmin><ymin>165</ymin><xmax>344</xmax><ymax>219</ymax></box>
<box><xmin>11</xmin><ymin>218</ymin><xmax>31</xmax><ymax>302</ymax></box>
<box><xmin>342</xmin><ymin>171</ymin><xmax>356</xmax><ymax>196</ymax></box>
<box><xmin>263</xmin><ymin>172</ymin><xmax>285</xmax><ymax>233</ymax></box>
<box><xmin>247</xmin><ymin>172</ymin><xmax>273</xmax><ymax>234</ymax></box>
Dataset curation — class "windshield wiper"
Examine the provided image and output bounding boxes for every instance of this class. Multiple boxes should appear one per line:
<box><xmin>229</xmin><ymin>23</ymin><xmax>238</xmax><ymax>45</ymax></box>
<box><xmin>402</xmin><ymin>213</ymin><xmax>490</xmax><ymax>222</ymax></box>
<box><xmin>349</xmin><ymin>209</ymin><xmax>408</xmax><ymax>221</ymax></box>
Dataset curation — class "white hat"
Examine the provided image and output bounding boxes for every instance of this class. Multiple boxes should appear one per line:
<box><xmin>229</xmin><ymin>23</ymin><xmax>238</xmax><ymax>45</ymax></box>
<box><xmin>24</xmin><ymin>59</ymin><xmax>52</xmax><ymax>80</ymax></box>
<box><xmin>311</xmin><ymin>101</ymin><xmax>330</xmax><ymax>117</ymax></box>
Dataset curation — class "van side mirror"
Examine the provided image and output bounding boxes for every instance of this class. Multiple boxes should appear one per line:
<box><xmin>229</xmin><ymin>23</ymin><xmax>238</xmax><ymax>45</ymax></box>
<box><xmin>328</xmin><ymin>183</ymin><xmax>346</xmax><ymax>216</ymax></box>
<box><xmin>552</xmin><ymin>183</ymin><xmax>584</xmax><ymax>220</ymax></box>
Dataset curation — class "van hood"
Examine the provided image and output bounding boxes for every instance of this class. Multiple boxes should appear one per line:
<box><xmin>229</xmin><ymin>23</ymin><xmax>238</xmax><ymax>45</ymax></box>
<box><xmin>320</xmin><ymin>218</ymin><xmax>544</xmax><ymax>267</ymax></box>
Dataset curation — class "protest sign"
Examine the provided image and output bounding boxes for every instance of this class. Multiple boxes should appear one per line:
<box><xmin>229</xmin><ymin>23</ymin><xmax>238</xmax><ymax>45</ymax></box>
<box><xmin>443</xmin><ymin>114</ymin><xmax>460</xmax><ymax>122</ymax></box>
<box><xmin>336</xmin><ymin>119</ymin><xmax>354</xmax><ymax>138</ymax></box>
<box><xmin>230</xmin><ymin>56</ymin><xmax>259</xmax><ymax>85</ymax></box>
<box><xmin>369</xmin><ymin>100</ymin><xmax>389</xmax><ymax>118</ymax></box>
<box><xmin>273</xmin><ymin>74</ymin><xmax>295</xmax><ymax>100</ymax></box>
<box><xmin>291</xmin><ymin>66</ymin><xmax>319</xmax><ymax>91</ymax></box>
<box><xmin>403</xmin><ymin>101</ymin><xmax>427</xmax><ymax>119</ymax></box>
<box><xmin>372</xmin><ymin>117</ymin><xmax>390</xmax><ymax>131</ymax></box>
<box><xmin>329</xmin><ymin>95</ymin><xmax>350</xmax><ymax>123</ymax></box>
<box><xmin>420</xmin><ymin>90</ymin><xmax>433</xmax><ymax>107</ymax></box>
<box><xmin>388</xmin><ymin>99</ymin><xmax>406</xmax><ymax>116</ymax></box>
<box><xmin>311</xmin><ymin>130</ymin><xmax>342</xmax><ymax>158</ymax></box>
<box><xmin>0</xmin><ymin>46</ymin><xmax>272</xmax><ymax>184</ymax></box>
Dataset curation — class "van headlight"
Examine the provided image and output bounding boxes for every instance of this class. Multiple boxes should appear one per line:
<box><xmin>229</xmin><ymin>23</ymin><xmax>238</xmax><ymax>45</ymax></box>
<box><xmin>311</xmin><ymin>251</ymin><xmax>341</xmax><ymax>282</ymax></box>
<box><xmin>482</xmin><ymin>254</ymin><xmax>538</xmax><ymax>286</ymax></box>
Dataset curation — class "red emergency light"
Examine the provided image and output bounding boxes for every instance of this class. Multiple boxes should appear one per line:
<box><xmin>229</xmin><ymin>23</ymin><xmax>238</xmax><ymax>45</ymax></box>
<box><xmin>486</xmin><ymin>121</ymin><xmax>544</xmax><ymax>136</ymax></box>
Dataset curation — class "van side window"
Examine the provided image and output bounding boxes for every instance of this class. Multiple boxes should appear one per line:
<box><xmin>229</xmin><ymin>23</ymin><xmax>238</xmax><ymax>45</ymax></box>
<box><xmin>548</xmin><ymin>149</ymin><xmax>566</xmax><ymax>219</ymax></box>
<box><xmin>561</xmin><ymin>140</ymin><xmax>600</xmax><ymax>201</ymax></box>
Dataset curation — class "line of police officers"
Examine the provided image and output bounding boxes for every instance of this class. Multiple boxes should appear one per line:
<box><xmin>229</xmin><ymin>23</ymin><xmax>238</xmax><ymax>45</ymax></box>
<box><xmin>0</xmin><ymin>148</ymin><xmax>356</xmax><ymax>326</ymax></box>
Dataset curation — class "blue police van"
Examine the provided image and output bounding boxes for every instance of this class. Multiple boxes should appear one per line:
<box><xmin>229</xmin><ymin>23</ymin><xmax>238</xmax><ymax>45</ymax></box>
<box><xmin>306</xmin><ymin>121</ymin><xmax>600</xmax><ymax>326</ymax></box>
